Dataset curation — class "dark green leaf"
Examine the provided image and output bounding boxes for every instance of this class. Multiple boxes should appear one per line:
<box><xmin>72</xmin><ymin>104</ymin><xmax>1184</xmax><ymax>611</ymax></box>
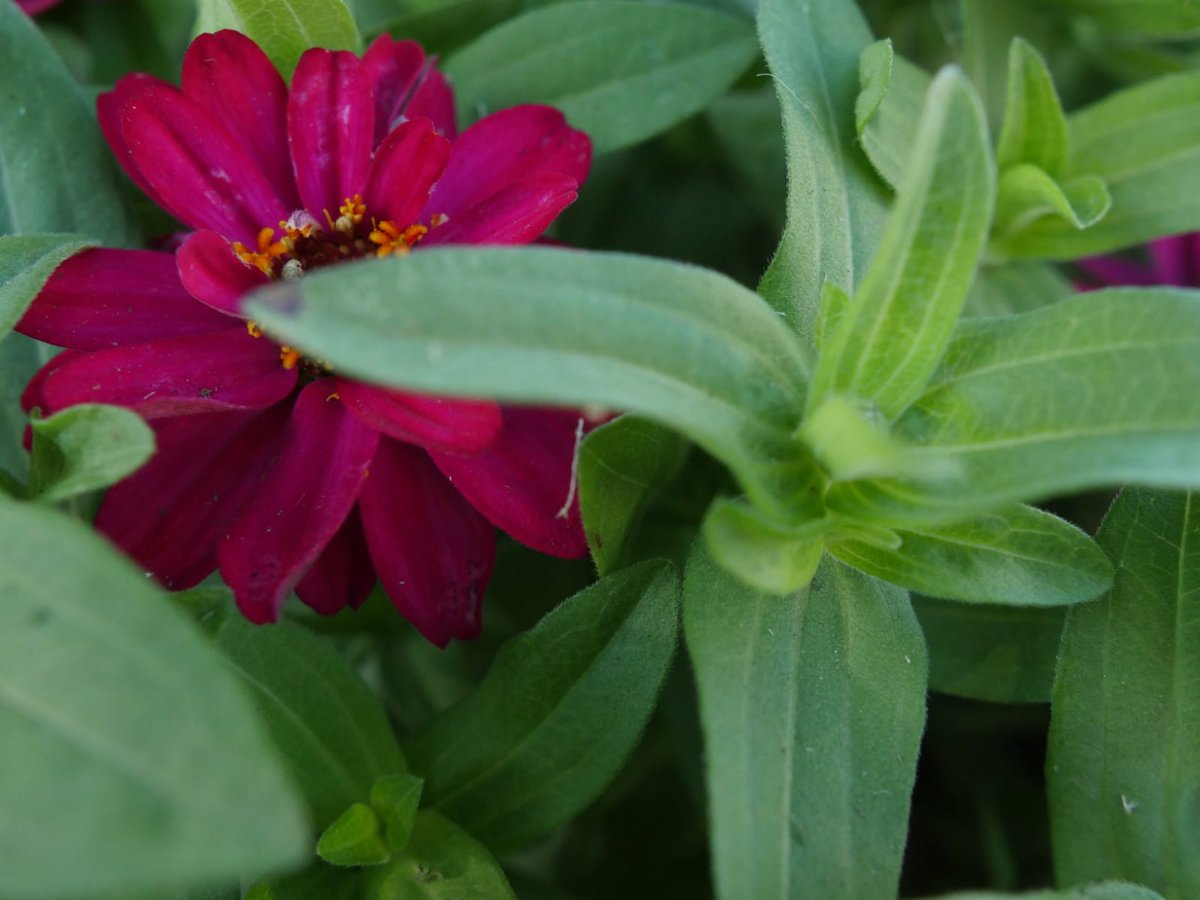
<box><xmin>1049</xmin><ymin>488</ymin><xmax>1200</xmax><ymax>894</ymax></box>
<box><xmin>579</xmin><ymin>415</ymin><xmax>688</xmax><ymax>574</ymax></box>
<box><xmin>829</xmin><ymin>503</ymin><xmax>1113</xmax><ymax>607</ymax></box>
<box><xmin>0</xmin><ymin>233</ymin><xmax>95</xmax><ymax>335</ymax></box>
<box><xmin>0</xmin><ymin>503</ymin><xmax>307</xmax><ymax>897</ymax></box>
<box><xmin>756</xmin><ymin>0</ymin><xmax>889</xmax><ymax>344</ymax></box>
<box><xmin>827</xmin><ymin>289</ymin><xmax>1200</xmax><ymax>526</ymax></box>
<box><xmin>445</xmin><ymin>2</ymin><xmax>758</xmax><ymax>154</ymax></box>
<box><xmin>0</xmin><ymin>5</ymin><xmax>136</xmax><ymax>246</ymax></box>
<box><xmin>1041</xmin><ymin>0</ymin><xmax>1200</xmax><ymax>36</ymax></box>
<box><xmin>914</xmin><ymin>595</ymin><xmax>1065</xmax><ymax>704</ymax></box>
<box><xmin>28</xmin><ymin>404</ymin><xmax>155</xmax><ymax>504</ymax></box>
<box><xmin>369</xmin><ymin>812</ymin><xmax>516</xmax><ymax>899</ymax></box>
<box><xmin>707</xmin><ymin>86</ymin><xmax>787</xmax><ymax>229</ymax></box>
<box><xmin>684</xmin><ymin>545</ymin><xmax>927</xmax><ymax>899</ymax></box>
<box><xmin>246</xmin><ymin>247</ymin><xmax>816</xmax><ymax>521</ymax></box>
<box><xmin>371</xmin><ymin>772</ymin><xmax>424</xmax><ymax>853</ymax></box>
<box><xmin>210</xmin><ymin>609</ymin><xmax>407</xmax><ymax>827</ymax></box>
<box><xmin>192</xmin><ymin>0</ymin><xmax>360</xmax><ymax>76</ymax></box>
<box><xmin>407</xmin><ymin>561</ymin><xmax>680</xmax><ymax>852</ymax></box>
<box><xmin>996</xmin><ymin>38</ymin><xmax>1069</xmax><ymax>175</ymax></box>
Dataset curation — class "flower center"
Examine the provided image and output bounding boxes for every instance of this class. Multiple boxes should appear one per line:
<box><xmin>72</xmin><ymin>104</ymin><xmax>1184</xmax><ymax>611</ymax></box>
<box><xmin>232</xmin><ymin>194</ymin><xmax>428</xmax><ymax>280</ymax></box>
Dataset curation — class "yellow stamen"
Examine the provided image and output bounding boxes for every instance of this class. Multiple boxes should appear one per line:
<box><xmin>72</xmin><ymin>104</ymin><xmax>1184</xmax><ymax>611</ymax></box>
<box><xmin>369</xmin><ymin>221</ymin><xmax>427</xmax><ymax>258</ymax></box>
<box><xmin>326</xmin><ymin>391</ymin><xmax>341</xmax><ymax>402</ymax></box>
<box><xmin>280</xmin><ymin>346</ymin><xmax>302</xmax><ymax>370</ymax></box>
<box><xmin>232</xmin><ymin>227</ymin><xmax>288</xmax><ymax>275</ymax></box>
<box><xmin>246</xmin><ymin>320</ymin><xmax>263</xmax><ymax>338</ymax></box>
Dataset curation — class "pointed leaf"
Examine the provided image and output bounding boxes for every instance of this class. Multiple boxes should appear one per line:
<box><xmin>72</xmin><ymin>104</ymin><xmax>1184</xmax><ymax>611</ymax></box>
<box><xmin>684</xmin><ymin>545</ymin><xmax>927</xmax><ymax>900</ymax></box>
<box><xmin>317</xmin><ymin>803</ymin><xmax>390</xmax><ymax>868</ymax></box>
<box><xmin>445</xmin><ymin>2</ymin><xmax>758</xmax><ymax>154</ymax></box>
<box><xmin>28</xmin><ymin>404</ymin><xmax>155</xmax><ymax>504</ymax></box>
<box><xmin>827</xmin><ymin>289</ymin><xmax>1200</xmax><ymax>526</ymax></box>
<box><xmin>1048</xmin><ymin>488</ymin><xmax>1200</xmax><ymax>895</ymax></box>
<box><xmin>193</xmin><ymin>0</ymin><xmax>360</xmax><ymax>77</ymax></box>
<box><xmin>993</xmin><ymin>166</ymin><xmax>1111</xmax><ymax>240</ymax></box>
<box><xmin>406</xmin><ymin>561</ymin><xmax>680</xmax><ymax>852</ymax></box>
<box><xmin>810</xmin><ymin>67</ymin><xmax>995</xmax><ymax>421</ymax></box>
<box><xmin>371</xmin><ymin>772</ymin><xmax>423</xmax><ymax>853</ymax></box>
<box><xmin>0</xmin><ymin>503</ymin><xmax>307</xmax><ymax>898</ymax></box>
<box><xmin>996</xmin><ymin>38</ymin><xmax>1070</xmax><ymax>175</ymax></box>
<box><xmin>369</xmin><ymin>812</ymin><xmax>516</xmax><ymax>899</ymax></box>
<box><xmin>830</xmin><ymin>503</ymin><xmax>1113</xmax><ymax>607</ymax></box>
<box><xmin>0</xmin><ymin>234</ymin><xmax>96</xmax><ymax>336</ymax></box>
<box><xmin>246</xmin><ymin>246</ymin><xmax>816</xmax><ymax>522</ymax></box>
<box><xmin>856</xmin><ymin>40</ymin><xmax>931</xmax><ymax>190</ymax></box>
<box><xmin>756</xmin><ymin>0</ymin><xmax>889</xmax><ymax>344</ymax></box>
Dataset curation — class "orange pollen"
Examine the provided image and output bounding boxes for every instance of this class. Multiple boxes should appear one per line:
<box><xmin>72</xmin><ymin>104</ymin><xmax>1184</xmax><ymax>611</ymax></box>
<box><xmin>232</xmin><ymin>227</ymin><xmax>289</xmax><ymax>276</ymax></box>
<box><xmin>279</xmin><ymin>346</ymin><xmax>302</xmax><ymax>370</ymax></box>
<box><xmin>369</xmin><ymin>221</ymin><xmax>427</xmax><ymax>258</ymax></box>
<box><xmin>246</xmin><ymin>320</ymin><xmax>263</xmax><ymax>338</ymax></box>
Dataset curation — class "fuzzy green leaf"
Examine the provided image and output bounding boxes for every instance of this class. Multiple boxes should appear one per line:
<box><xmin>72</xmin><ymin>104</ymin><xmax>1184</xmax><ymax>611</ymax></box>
<box><xmin>993</xmin><ymin>166</ymin><xmax>1111</xmax><ymax>242</ymax></box>
<box><xmin>701</xmin><ymin>497</ymin><xmax>825</xmax><ymax>595</ymax></box>
<box><xmin>193</xmin><ymin>0</ymin><xmax>360</xmax><ymax>77</ymax></box>
<box><xmin>996</xmin><ymin>38</ymin><xmax>1070</xmax><ymax>175</ymax></box>
<box><xmin>856</xmin><ymin>40</ymin><xmax>931</xmax><ymax>190</ymax></box>
<box><xmin>317</xmin><ymin>803</ymin><xmax>390</xmax><ymax>868</ymax></box>
<box><xmin>27</xmin><ymin>404</ymin><xmax>154</xmax><ymax>504</ymax></box>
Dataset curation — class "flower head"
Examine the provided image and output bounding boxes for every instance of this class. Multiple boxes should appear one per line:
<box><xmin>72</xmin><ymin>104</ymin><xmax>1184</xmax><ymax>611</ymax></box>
<box><xmin>18</xmin><ymin>30</ymin><xmax>593</xmax><ymax>645</ymax></box>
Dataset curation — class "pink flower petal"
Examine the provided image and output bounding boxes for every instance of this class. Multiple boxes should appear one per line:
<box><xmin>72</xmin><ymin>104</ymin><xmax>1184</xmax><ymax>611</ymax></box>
<box><xmin>288</xmin><ymin>48</ymin><xmax>375</xmax><ymax>218</ymax></box>
<box><xmin>364</xmin><ymin>118</ymin><xmax>450</xmax><ymax>226</ymax></box>
<box><xmin>1075</xmin><ymin>255</ymin><xmax>1158</xmax><ymax>290</ymax></box>
<box><xmin>295</xmin><ymin>509</ymin><xmax>376</xmax><ymax>616</ymax></box>
<box><xmin>122</xmin><ymin>83</ymin><xmax>289</xmax><ymax>243</ymax></box>
<box><xmin>98</xmin><ymin>73</ymin><xmax>172</xmax><ymax>207</ymax></box>
<box><xmin>36</xmin><ymin>329</ymin><xmax>297</xmax><ymax>418</ymax></box>
<box><xmin>421</xmin><ymin>173</ymin><xmax>579</xmax><ymax>246</ymax></box>
<box><xmin>424</xmin><ymin>106</ymin><xmax>590</xmax><ymax>222</ymax></box>
<box><xmin>178</xmin><ymin>230</ymin><xmax>269</xmax><ymax>317</ymax></box>
<box><xmin>181</xmin><ymin>30</ymin><xmax>301</xmax><ymax>210</ymax></box>
<box><xmin>431</xmin><ymin>407</ymin><xmax>588</xmax><ymax>558</ymax></box>
<box><xmin>337</xmin><ymin>378</ymin><xmax>502</xmax><ymax>454</ymax></box>
<box><xmin>360</xmin><ymin>440</ymin><xmax>495</xmax><ymax>646</ymax></box>
<box><xmin>17</xmin><ymin>249</ymin><xmax>232</xmax><ymax>349</ymax></box>
<box><xmin>21</xmin><ymin>350</ymin><xmax>80</xmax><ymax>419</ymax></box>
<box><xmin>219</xmin><ymin>383</ymin><xmax>380</xmax><ymax>624</ymax></box>
<box><xmin>362</xmin><ymin>35</ymin><xmax>457</xmax><ymax>142</ymax></box>
<box><xmin>96</xmin><ymin>407</ymin><xmax>287</xmax><ymax>590</ymax></box>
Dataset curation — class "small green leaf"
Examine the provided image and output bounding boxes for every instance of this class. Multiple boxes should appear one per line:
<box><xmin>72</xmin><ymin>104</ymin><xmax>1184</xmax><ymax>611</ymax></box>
<box><xmin>0</xmin><ymin>233</ymin><xmax>95</xmax><ymax>335</ymax></box>
<box><xmin>827</xmin><ymin>289</ymin><xmax>1200</xmax><ymax>526</ymax></box>
<box><xmin>193</xmin><ymin>0</ymin><xmax>360</xmax><ymax>77</ymax></box>
<box><xmin>811</xmin><ymin>67</ymin><xmax>995</xmax><ymax>421</ymax></box>
<box><xmin>993</xmin><ymin>166</ymin><xmax>1111</xmax><ymax>240</ymax></box>
<box><xmin>369</xmin><ymin>812</ymin><xmax>516</xmax><ymax>899</ymax></box>
<box><xmin>406</xmin><ymin>561</ymin><xmax>680</xmax><ymax>852</ymax></box>
<box><xmin>210</xmin><ymin>608</ymin><xmax>407</xmax><ymax>828</ymax></box>
<box><xmin>701</xmin><ymin>496</ymin><xmax>825</xmax><ymax>595</ymax></box>
<box><xmin>756</xmin><ymin>0</ymin><xmax>889</xmax><ymax>344</ymax></box>
<box><xmin>996</xmin><ymin>38</ymin><xmax>1070</xmax><ymax>175</ymax></box>
<box><xmin>0</xmin><ymin>5</ymin><xmax>137</xmax><ymax>246</ymax></box>
<box><xmin>317</xmin><ymin>803</ymin><xmax>391</xmax><ymax>868</ymax></box>
<box><xmin>1002</xmin><ymin>70</ymin><xmax>1200</xmax><ymax>258</ymax></box>
<box><xmin>829</xmin><ymin>503</ymin><xmax>1113</xmax><ymax>607</ymax></box>
<box><xmin>28</xmin><ymin>404</ymin><xmax>155</xmax><ymax>504</ymax></box>
<box><xmin>856</xmin><ymin>40</ymin><xmax>931</xmax><ymax>190</ymax></box>
<box><xmin>246</xmin><ymin>247</ymin><xmax>815</xmax><ymax>522</ymax></box>
<box><xmin>1049</xmin><ymin>488</ymin><xmax>1200</xmax><ymax>895</ymax></box>
<box><xmin>371</xmin><ymin>772</ymin><xmax>424</xmax><ymax>853</ymax></box>
<box><xmin>914</xmin><ymin>595</ymin><xmax>1065</xmax><ymax>704</ymax></box>
<box><xmin>578</xmin><ymin>415</ymin><xmax>688</xmax><ymax>574</ymax></box>
<box><xmin>445</xmin><ymin>2</ymin><xmax>758</xmax><ymax>153</ymax></box>
<box><xmin>685</xmin><ymin>545</ymin><xmax>927</xmax><ymax>900</ymax></box>
<box><xmin>0</xmin><ymin>503</ymin><xmax>308</xmax><ymax>897</ymax></box>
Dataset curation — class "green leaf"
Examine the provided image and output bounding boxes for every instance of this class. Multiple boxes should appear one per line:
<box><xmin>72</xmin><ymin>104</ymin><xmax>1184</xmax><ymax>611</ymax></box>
<box><xmin>246</xmin><ymin>246</ymin><xmax>816</xmax><ymax>521</ymax></box>
<box><xmin>684</xmin><ymin>545</ymin><xmax>927</xmax><ymax>900</ymax></box>
<box><xmin>317</xmin><ymin>803</ymin><xmax>391</xmax><ymax>867</ymax></box>
<box><xmin>961</xmin><ymin>0</ymin><xmax>1032</xmax><ymax>135</ymax></box>
<box><xmin>701</xmin><ymin>496</ymin><xmax>825</xmax><ymax>594</ymax></box>
<box><xmin>924</xmin><ymin>882</ymin><xmax>1166</xmax><ymax>900</ymax></box>
<box><xmin>810</xmin><ymin>67</ymin><xmax>995</xmax><ymax>421</ymax></box>
<box><xmin>1001</xmin><ymin>70</ymin><xmax>1200</xmax><ymax>258</ymax></box>
<box><xmin>209</xmin><ymin>607</ymin><xmax>407</xmax><ymax>827</ymax></box>
<box><xmin>1041</xmin><ymin>0</ymin><xmax>1200</xmax><ymax>36</ymax></box>
<box><xmin>996</xmin><ymin>38</ymin><xmax>1069</xmax><ymax>175</ymax></box>
<box><xmin>1048</xmin><ymin>488</ymin><xmax>1200</xmax><ymax>895</ymax></box>
<box><xmin>0</xmin><ymin>503</ymin><xmax>307</xmax><ymax>897</ymax></box>
<box><xmin>756</xmin><ymin>0</ymin><xmax>889</xmax><ymax>344</ymax></box>
<box><xmin>707</xmin><ymin>86</ymin><xmax>788</xmax><ymax>229</ymax></box>
<box><xmin>406</xmin><ymin>561</ymin><xmax>680</xmax><ymax>852</ymax></box>
<box><xmin>445</xmin><ymin>1</ymin><xmax>758</xmax><ymax>154</ymax></box>
<box><xmin>578</xmin><ymin>415</ymin><xmax>688</xmax><ymax>574</ymax></box>
<box><xmin>856</xmin><ymin>40</ymin><xmax>931</xmax><ymax>190</ymax></box>
<box><xmin>993</xmin><ymin>166</ymin><xmax>1111</xmax><ymax>241</ymax></box>
<box><xmin>964</xmin><ymin>260</ymin><xmax>1073</xmax><ymax>317</ymax></box>
<box><xmin>827</xmin><ymin>289</ymin><xmax>1200</xmax><ymax>526</ymax></box>
<box><xmin>914</xmin><ymin>595</ymin><xmax>1065</xmax><ymax>704</ymax></box>
<box><xmin>0</xmin><ymin>5</ymin><xmax>137</xmax><ymax>246</ymax></box>
<box><xmin>829</xmin><ymin>503</ymin><xmax>1113</xmax><ymax>607</ymax></box>
<box><xmin>193</xmin><ymin>0</ymin><xmax>360</xmax><ymax>77</ymax></box>
<box><xmin>368</xmin><ymin>811</ymin><xmax>516</xmax><ymax>899</ymax></box>
<box><xmin>28</xmin><ymin>404</ymin><xmax>155</xmax><ymax>504</ymax></box>
<box><xmin>371</xmin><ymin>772</ymin><xmax>423</xmax><ymax>852</ymax></box>
<box><xmin>0</xmin><ymin>233</ymin><xmax>94</xmax><ymax>336</ymax></box>
<box><xmin>0</xmin><ymin>332</ymin><xmax>54</xmax><ymax>480</ymax></box>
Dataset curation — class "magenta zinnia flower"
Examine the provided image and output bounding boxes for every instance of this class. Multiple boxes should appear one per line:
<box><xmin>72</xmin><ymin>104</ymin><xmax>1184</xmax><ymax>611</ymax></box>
<box><xmin>18</xmin><ymin>30</ymin><xmax>593</xmax><ymax>645</ymax></box>
<box><xmin>17</xmin><ymin>0</ymin><xmax>63</xmax><ymax>14</ymax></box>
<box><xmin>1077</xmin><ymin>234</ymin><xmax>1200</xmax><ymax>289</ymax></box>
